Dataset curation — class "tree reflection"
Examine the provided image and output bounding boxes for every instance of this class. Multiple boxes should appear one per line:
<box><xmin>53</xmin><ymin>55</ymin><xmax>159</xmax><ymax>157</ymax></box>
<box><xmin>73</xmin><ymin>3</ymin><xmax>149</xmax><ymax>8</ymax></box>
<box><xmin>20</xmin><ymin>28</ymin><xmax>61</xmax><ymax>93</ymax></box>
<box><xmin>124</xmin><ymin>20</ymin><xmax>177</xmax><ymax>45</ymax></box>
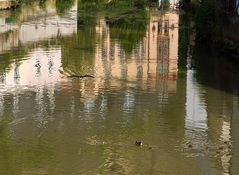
<box><xmin>60</xmin><ymin>26</ymin><xmax>96</xmax><ymax>75</ymax></box>
<box><xmin>108</xmin><ymin>12</ymin><xmax>147</xmax><ymax>54</ymax></box>
<box><xmin>0</xmin><ymin>47</ymin><xmax>28</xmax><ymax>73</ymax></box>
<box><xmin>78</xmin><ymin>0</ymin><xmax>98</xmax><ymax>26</ymax></box>
<box><xmin>62</xmin><ymin>1</ymin><xmax>97</xmax><ymax>75</ymax></box>
<box><xmin>56</xmin><ymin>0</ymin><xmax>75</xmax><ymax>16</ymax></box>
<box><xmin>178</xmin><ymin>10</ymin><xmax>190</xmax><ymax>72</ymax></box>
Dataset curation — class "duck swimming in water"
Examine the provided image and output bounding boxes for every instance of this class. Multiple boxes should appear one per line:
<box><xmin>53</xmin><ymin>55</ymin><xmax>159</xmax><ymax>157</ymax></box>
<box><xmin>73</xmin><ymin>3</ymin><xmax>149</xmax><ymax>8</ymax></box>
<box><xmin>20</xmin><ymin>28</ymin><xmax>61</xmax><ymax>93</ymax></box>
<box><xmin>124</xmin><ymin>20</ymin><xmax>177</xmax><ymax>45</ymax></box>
<box><xmin>135</xmin><ymin>141</ymin><xmax>143</xmax><ymax>147</ymax></box>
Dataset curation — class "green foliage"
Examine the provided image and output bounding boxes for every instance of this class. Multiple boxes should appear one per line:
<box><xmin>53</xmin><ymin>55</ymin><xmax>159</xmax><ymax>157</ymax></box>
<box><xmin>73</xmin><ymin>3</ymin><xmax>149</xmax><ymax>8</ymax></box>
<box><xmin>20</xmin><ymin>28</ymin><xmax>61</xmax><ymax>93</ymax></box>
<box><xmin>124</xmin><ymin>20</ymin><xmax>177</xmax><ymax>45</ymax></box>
<box><xmin>60</xmin><ymin>26</ymin><xmax>96</xmax><ymax>75</ymax></box>
<box><xmin>39</xmin><ymin>0</ymin><xmax>47</xmax><ymax>10</ymax></box>
<box><xmin>194</xmin><ymin>0</ymin><xmax>216</xmax><ymax>42</ymax></box>
<box><xmin>18</xmin><ymin>0</ymin><xmax>38</xmax><ymax>5</ymax></box>
<box><xmin>107</xmin><ymin>10</ymin><xmax>148</xmax><ymax>54</ymax></box>
<box><xmin>77</xmin><ymin>0</ymin><xmax>150</xmax><ymax>54</ymax></box>
<box><xmin>56</xmin><ymin>0</ymin><xmax>75</xmax><ymax>16</ymax></box>
<box><xmin>185</xmin><ymin>0</ymin><xmax>239</xmax><ymax>57</ymax></box>
<box><xmin>178</xmin><ymin>12</ymin><xmax>190</xmax><ymax>72</ymax></box>
<box><xmin>109</xmin><ymin>23</ymin><xmax>146</xmax><ymax>54</ymax></box>
<box><xmin>133</xmin><ymin>0</ymin><xmax>145</xmax><ymax>9</ymax></box>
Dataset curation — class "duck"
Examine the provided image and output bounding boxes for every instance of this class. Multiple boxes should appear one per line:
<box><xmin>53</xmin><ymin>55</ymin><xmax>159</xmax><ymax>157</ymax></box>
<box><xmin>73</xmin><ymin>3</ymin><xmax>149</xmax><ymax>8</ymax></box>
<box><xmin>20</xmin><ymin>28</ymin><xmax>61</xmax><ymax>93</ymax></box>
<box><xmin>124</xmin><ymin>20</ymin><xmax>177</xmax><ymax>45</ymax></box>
<box><xmin>135</xmin><ymin>141</ymin><xmax>143</xmax><ymax>147</ymax></box>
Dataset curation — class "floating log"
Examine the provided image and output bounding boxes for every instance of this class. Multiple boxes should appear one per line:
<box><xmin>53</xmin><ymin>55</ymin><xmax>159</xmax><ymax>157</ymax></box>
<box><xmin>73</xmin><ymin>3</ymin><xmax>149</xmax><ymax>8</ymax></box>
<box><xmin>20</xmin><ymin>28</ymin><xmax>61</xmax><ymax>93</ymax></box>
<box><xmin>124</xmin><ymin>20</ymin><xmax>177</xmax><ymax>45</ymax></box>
<box><xmin>67</xmin><ymin>74</ymin><xmax>94</xmax><ymax>79</ymax></box>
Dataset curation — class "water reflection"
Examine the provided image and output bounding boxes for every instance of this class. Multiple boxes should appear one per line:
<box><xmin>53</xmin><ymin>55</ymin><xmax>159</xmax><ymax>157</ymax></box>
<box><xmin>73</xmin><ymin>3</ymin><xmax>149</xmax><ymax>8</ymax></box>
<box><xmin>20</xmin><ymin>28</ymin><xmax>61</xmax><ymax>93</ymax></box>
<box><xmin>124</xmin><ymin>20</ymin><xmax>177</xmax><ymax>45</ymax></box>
<box><xmin>183</xmin><ymin>47</ymin><xmax>238</xmax><ymax>175</ymax></box>
<box><xmin>0</xmin><ymin>0</ymin><xmax>238</xmax><ymax>174</ymax></box>
<box><xmin>182</xmin><ymin>68</ymin><xmax>237</xmax><ymax>175</ymax></box>
<box><xmin>0</xmin><ymin>48</ymin><xmax>61</xmax><ymax>89</ymax></box>
<box><xmin>94</xmin><ymin>10</ymin><xmax>178</xmax><ymax>89</ymax></box>
<box><xmin>0</xmin><ymin>0</ymin><xmax>77</xmax><ymax>53</ymax></box>
<box><xmin>186</xmin><ymin>69</ymin><xmax>208</xmax><ymax>131</ymax></box>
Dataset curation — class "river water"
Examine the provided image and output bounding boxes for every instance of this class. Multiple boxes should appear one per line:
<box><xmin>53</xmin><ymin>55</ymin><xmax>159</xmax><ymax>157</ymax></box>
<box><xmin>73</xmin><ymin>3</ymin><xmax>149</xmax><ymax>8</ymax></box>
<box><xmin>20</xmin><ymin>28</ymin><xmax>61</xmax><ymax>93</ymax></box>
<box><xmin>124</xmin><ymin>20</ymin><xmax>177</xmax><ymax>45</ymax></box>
<box><xmin>0</xmin><ymin>1</ymin><xmax>239</xmax><ymax>175</ymax></box>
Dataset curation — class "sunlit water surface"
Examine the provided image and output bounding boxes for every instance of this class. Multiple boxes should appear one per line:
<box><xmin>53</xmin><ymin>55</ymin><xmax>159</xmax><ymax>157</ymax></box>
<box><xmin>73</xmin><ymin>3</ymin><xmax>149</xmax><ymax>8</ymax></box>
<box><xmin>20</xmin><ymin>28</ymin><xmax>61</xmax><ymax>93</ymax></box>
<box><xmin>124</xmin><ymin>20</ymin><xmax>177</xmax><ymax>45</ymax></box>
<box><xmin>0</xmin><ymin>1</ymin><xmax>239</xmax><ymax>175</ymax></box>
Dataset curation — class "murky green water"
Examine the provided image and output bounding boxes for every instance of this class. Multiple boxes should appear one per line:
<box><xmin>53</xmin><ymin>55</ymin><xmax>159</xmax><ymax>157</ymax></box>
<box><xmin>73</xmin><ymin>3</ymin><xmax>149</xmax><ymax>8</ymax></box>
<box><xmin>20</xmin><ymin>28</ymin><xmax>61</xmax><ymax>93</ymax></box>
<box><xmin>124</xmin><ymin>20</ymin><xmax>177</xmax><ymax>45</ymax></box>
<box><xmin>0</xmin><ymin>1</ymin><xmax>239</xmax><ymax>175</ymax></box>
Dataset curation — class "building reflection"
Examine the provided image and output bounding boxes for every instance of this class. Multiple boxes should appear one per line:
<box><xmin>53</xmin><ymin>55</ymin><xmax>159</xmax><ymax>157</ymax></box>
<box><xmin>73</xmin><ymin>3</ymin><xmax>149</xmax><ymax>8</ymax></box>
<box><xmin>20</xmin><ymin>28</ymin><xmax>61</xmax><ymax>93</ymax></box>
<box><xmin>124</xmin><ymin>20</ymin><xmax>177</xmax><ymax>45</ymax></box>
<box><xmin>1</xmin><ymin>48</ymin><xmax>61</xmax><ymax>87</ymax></box>
<box><xmin>186</xmin><ymin>70</ymin><xmax>208</xmax><ymax>132</ymax></box>
<box><xmin>0</xmin><ymin>1</ymin><xmax>238</xmax><ymax>174</ymax></box>
<box><xmin>0</xmin><ymin>4</ymin><xmax>181</xmax><ymax>132</ymax></box>
<box><xmin>0</xmin><ymin>2</ymin><xmax>180</xmax><ymax>127</ymax></box>
<box><xmin>0</xmin><ymin>0</ymin><xmax>77</xmax><ymax>88</ymax></box>
<box><xmin>0</xmin><ymin>0</ymin><xmax>77</xmax><ymax>53</ymax></box>
<box><xmin>93</xmin><ymin>9</ymin><xmax>179</xmax><ymax>91</ymax></box>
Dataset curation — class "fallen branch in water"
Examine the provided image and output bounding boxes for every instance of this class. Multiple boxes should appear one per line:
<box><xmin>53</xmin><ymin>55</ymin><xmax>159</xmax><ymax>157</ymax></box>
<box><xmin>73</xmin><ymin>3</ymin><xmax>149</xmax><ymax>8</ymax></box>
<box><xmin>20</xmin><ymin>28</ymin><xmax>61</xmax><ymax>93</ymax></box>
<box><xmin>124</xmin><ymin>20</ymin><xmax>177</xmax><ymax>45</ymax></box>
<box><xmin>67</xmin><ymin>74</ymin><xmax>94</xmax><ymax>78</ymax></box>
<box><xmin>59</xmin><ymin>69</ymin><xmax>94</xmax><ymax>79</ymax></box>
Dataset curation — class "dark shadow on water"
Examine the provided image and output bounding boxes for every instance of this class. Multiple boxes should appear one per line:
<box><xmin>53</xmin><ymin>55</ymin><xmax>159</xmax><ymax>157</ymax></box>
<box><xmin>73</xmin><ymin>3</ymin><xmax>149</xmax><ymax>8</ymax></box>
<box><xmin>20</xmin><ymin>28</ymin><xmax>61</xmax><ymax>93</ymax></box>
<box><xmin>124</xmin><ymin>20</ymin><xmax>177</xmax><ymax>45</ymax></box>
<box><xmin>178</xmin><ymin>0</ymin><xmax>239</xmax><ymax>95</ymax></box>
<box><xmin>191</xmin><ymin>44</ymin><xmax>239</xmax><ymax>95</ymax></box>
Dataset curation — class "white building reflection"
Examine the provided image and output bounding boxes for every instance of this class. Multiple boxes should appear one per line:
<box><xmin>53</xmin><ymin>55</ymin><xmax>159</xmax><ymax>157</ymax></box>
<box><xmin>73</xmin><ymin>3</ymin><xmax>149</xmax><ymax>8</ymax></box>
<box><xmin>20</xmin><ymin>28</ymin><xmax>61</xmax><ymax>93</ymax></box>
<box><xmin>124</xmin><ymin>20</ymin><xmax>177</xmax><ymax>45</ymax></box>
<box><xmin>0</xmin><ymin>0</ymin><xmax>77</xmax><ymax>87</ymax></box>
<box><xmin>0</xmin><ymin>0</ymin><xmax>77</xmax><ymax>53</ymax></box>
<box><xmin>3</xmin><ymin>48</ymin><xmax>62</xmax><ymax>87</ymax></box>
<box><xmin>186</xmin><ymin>70</ymin><xmax>208</xmax><ymax>131</ymax></box>
<box><xmin>185</xmin><ymin>59</ymin><xmax>233</xmax><ymax>175</ymax></box>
